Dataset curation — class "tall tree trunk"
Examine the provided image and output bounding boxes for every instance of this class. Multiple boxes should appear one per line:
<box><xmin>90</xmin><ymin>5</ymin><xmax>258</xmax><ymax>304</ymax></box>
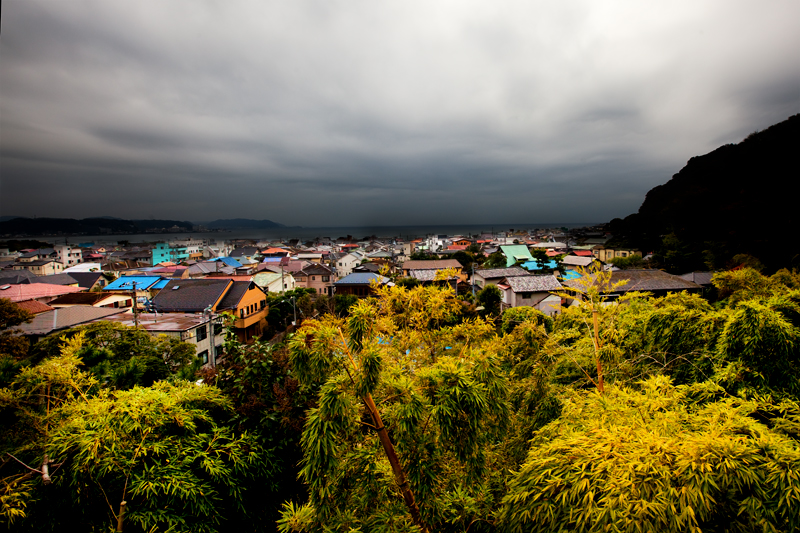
<box><xmin>362</xmin><ymin>393</ymin><xmax>430</xmax><ymax>533</ymax></box>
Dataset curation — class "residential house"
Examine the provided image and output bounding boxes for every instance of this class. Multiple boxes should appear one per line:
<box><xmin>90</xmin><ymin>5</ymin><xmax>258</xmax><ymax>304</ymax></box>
<box><xmin>294</xmin><ymin>263</ymin><xmax>336</xmax><ymax>296</ymax></box>
<box><xmin>471</xmin><ymin>267</ymin><xmax>530</xmax><ymax>289</ymax></box>
<box><xmin>400</xmin><ymin>259</ymin><xmax>465</xmax><ymax>281</ymax></box>
<box><xmin>336</xmin><ymin>251</ymin><xmax>366</xmax><ymax>277</ymax></box>
<box><xmin>103</xmin><ymin>276</ymin><xmax>164</xmax><ymax>302</ymax></box>
<box><xmin>27</xmin><ymin>273</ymin><xmax>81</xmax><ymax>287</ymax></box>
<box><xmin>229</xmin><ymin>247</ymin><xmax>261</xmax><ymax>264</ymax></box>
<box><xmin>334</xmin><ymin>273</ymin><xmax>393</xmax><ymax>298</ymax></box>
<box><xmin>63</xmin><ymin>271</ymin><xmax>109</xmax><ymax>291</ymax></box>
<box><xmin>54</xmin><ymin>245</ymin><xmax>83</xmax><ymax>268</ymax></box>
<box><xmin>216</xmin><ymin>281</ymin><xmax>270</xmax><ymax>342</ymax></box>
<box><xmin>561</xmin><ymin>255</ymin><xmax>601</xmax><ymax>273</ymax></box>
<box><xmin>13</xmin><ymin>260</ymin><xmax>64</xmax><ymax>276</ymax></box>
<box><xmin>592</xmin><ymin>246</ymin><xmax>641</xmax><ymax>262</ymax></box>
<box><xmin>0</xmin><ymin>283</ymin><xmax>86</xmax><ymax>304</ymax></box>
<box><xmin>499</xmin><ymin>245</ymin><xmax>534</xmax><ymax>268</ymax></box>
<box><xmin>15</xmin><ymin>307</ymin><xmax>124</xmax><ymax>343</ymax></box>
<box><xmin>152</xmin><ymin>279</ymin><xmax>269</xmax><ymax>343</ymax></box>
<box><xmin>16</xmin><ymin>249</ymin><xmax>56</xmax><ymax>263</ymax></box>
<box><xmin>187</xmin><ymin>261</ymin><xmax>236</xmax><ymax>277</ymax></box>
<box><xmin>152</xmin><ymin>242</ymin><xmax>190</xmax><ymax>266</ymax></box>
<box><xmin>253</xmin><ymin>271</ymin><xmax>295</xmax><ymax>293</ymax></box>
<box><xmin>14</xmin><ymin>299</ymin><xmax>54</xmax><ymax>316</ymax></box>
<box><xmin>94</xmin><ymin>312</ymin><xmax>226</xmax><ymax>367</ymax></box>
<box><xmin>563</xmin><ymin>269</ymin><xmax>702</xmax><ymax>300</ymax></box>
<box><xmin>497</xmin><ymin>275</ymin><xmax>563</xmax><ymax>316</ymax></box>
<box><xmin>48</xmin><ymin>292</ymin><xmax>134</xmax><ymax>309</ymax></box>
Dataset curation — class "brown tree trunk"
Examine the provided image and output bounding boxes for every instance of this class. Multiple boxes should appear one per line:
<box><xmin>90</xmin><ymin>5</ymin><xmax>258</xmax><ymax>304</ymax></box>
<box><xmin>362</xmin><ymin>393</ymin><xmax>430</xmax><ymax>533</ymax></box>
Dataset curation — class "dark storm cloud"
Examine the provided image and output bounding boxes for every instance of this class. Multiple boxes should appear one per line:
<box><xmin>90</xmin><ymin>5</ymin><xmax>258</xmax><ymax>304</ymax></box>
<box><xmin>2</xmin><ymin>0</ymin><xmax>799</xmax><ymax>226</ymax></box>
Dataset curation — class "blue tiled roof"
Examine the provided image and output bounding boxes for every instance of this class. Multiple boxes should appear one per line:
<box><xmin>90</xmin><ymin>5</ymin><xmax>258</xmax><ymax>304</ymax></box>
<box><xmin>213</xmin><ymin>257</ymin><xmax>242</xmax><ymax>268</ymax></box>
<box><xmin>561</xmin><ymin>269</ymin><xmax>583</xmax><ymax>280</ymax></box>
<box><xmin>152</xmin><ymin>279</ymin><xmax>171</xmax><ymax>289</ymax></box>
<box><xmin>103</xmin><ymin>276</ymin><xmax>162</xmax><ymax>291</ymax></box>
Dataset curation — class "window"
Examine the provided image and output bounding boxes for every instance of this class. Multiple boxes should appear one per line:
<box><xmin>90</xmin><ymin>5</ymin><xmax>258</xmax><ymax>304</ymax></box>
<box><xmin>196</xmin><ymin>326</ymin><xmax>208</xmax><ymax>341</ymax></box>
<box><xmin>323</xmin><ymin>276</ymin><xmax>330</xmax><ymax>282</ymax></box>
<box><xmin>312</xmin><ymin>276</ymin><xmax>316</xmax><ymax>281</ymax></box>
<box><xmin>198</xmin><ymin>350</ymin><xmax>209</xmax><ymax>364</ymax></box>
<box><xmin>214</xmin><ymin>323</ymin><xmax>223</xmax><ymax>336</ymax></box>
<box><xmin>240</xmin><ymin>309</ymin><xmax>244</xmax><ymax>318</ymax></box>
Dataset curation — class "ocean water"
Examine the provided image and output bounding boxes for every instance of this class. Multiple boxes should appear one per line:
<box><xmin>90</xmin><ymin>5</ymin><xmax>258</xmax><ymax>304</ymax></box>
<box><xmin>43</xmin><ymin>222</ymin><xmax>598</xmax><ymax>245</ymax></box>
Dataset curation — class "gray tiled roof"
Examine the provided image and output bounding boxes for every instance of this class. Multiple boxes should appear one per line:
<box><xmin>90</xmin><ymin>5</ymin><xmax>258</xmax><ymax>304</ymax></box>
<box><xmin>505</xmin><ymin>275</ymin><xmax>562</xmax><ymax>293</ymax></box>
<box><xmin>152</xmin><ymin>279</ymin><xmax>232</xmax><ymax>312</ymax></box>
<box><xmin>335</xmin><ymin>273</ymin><xmax>391</xmax><ymax>285</ymax></box>
<box><xmin>409</xmin><ymin>270</ymin><xmax>458</xmax><ymax>281</ymax></box>
<box><xmin>67</xmin><ymin>272</ymin><xmax>105</xmax><ymax>289</ymax></box>
<box><xmin>31</xmin><ymin>274</ymin><xmax>80</xmax><ymax>286</ymax></box>
<box><xmin>17</xmin><ymin>307</ymin><xmax>123</xmax><ymax>336</ymax></box>
<box><xmin>401</xmin><ymin>259</ymin><xmax>463</xmax><ymax>270</ymax></box>
<box><xmin>217</xmin><ymin>281</ymin><xmax>264</xmax><ymax>310</ymax></box>
<box><xmin>474</xmin><ymin>267</ymin><xmax>529</xmax><ymax>280</ymax></box>
<box><xmin>564</xmin><ymin>269</ymin><xmax>702</xmax><ymax>293</ymax></box>
<box><xmin>678</xmin><ymin>272</ymin><xmax>715</xmax><ymax>286</ymax></box>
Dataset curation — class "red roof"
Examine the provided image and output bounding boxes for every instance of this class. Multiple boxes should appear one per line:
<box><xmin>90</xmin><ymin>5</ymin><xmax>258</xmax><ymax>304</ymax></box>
<box><xmin>342</xmin><ymin>244</ymin><xmax>359</xmax><ymax>248</ymax></box>
<box><xmin>447</xmin><ymin>245</ymin><xmax>468</xmax><ymax>251</ymax></box>
<box><xmin>0</xmin><ymin>283</ymin><xmax>86</xmax><ymax>303</ymax></box>
<box><xmin>573</xmin><ymin>250</ymin><xmax>594</xmax><ymax>256</ymax></box>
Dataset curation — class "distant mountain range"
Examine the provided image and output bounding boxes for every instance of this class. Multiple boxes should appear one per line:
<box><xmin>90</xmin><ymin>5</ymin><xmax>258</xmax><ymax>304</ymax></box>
<box><xmin>0</xmin><ymin>217</ymin><xmax>194</xmax><ymax>236</ymax></box>
<box><xmin>200</xmin><ymin>219</ymin><xmax>286</xmax><ymax>229</ymax></box>
<box><xmin>606</xmin><ymin>113</ymin><xmax>799</xmax><ymax>272</ymax></box>
<box><xmin>0</xmin><ymin>217</ymin><xmax>288</xmax><ymax>237</ymax></box>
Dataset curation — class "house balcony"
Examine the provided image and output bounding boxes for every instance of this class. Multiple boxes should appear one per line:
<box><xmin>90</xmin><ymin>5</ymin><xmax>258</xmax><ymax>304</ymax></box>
<box><xmin>233</xmin><ymin>307</ymin><xmax>268</xmax><ymax>329</ymax></box>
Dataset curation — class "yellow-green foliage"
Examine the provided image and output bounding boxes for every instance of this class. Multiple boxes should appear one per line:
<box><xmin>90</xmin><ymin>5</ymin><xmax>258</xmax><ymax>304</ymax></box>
<box><xmin>499</xmin><ymin>376</ymin><xmax>800</xmax><ymax>533</ymax></box>
<box><xmin>284</xmin><ymin>284</ymin><xmax>510</xmax><ymax>532</ymax></box>
<box><xmin>49</xmin><ymin>381</ymin><xmax>267</xmax><ymax>533</ymax></box>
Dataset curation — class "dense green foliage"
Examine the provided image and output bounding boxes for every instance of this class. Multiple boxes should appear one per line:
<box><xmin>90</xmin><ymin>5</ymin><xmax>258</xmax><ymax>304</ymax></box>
<box><xmin>2</xmin><ymin>266</ymin><xmax>799</xmax><ymax>531</ymax></box>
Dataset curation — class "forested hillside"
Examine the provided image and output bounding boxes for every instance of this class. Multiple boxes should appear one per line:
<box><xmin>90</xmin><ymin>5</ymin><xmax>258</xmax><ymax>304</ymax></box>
<box><xmin>607</xmin><ymin>114</ymin><xmax>800</xmax><ymax>273</ymax></box>
<box><xmin>2</xmin><ymin>268</ymin><xmax>799</xmax><ymax>532</ymax></box>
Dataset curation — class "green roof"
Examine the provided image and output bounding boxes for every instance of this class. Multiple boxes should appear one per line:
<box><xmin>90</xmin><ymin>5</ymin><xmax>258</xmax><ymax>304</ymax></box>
<box><xmin>500</xmin><ymin>245</ymin><xmax>533</xmax><ymax>268</ymax></box>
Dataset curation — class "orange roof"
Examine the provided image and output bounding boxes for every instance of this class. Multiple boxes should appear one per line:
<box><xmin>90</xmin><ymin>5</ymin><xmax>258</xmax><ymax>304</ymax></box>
<box><xmin>15</xmin><ymin>299</ymin><xmax>55</xmax><ymax>315</ymax></box>
<box><xmin>261</xmin><ymin>248</ymin><xmax>288</xmax><ymax>254</ymax></box>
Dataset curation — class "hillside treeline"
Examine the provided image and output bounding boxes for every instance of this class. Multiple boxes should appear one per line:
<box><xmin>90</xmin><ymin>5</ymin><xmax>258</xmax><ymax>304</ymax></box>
<box><xmin>606</xmin><ymin>114</ymin><xmax>800</xmax><ymax>273</ymax></box>
<box><xmin>2</xmin><ymin>267</ymin><xmax>799</xmax><ymax>532</ymax></box>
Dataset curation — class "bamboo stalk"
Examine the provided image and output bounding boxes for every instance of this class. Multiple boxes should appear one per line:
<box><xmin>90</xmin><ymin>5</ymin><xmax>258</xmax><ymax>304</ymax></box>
<box><xmin>592</xmin><ymin>309</ymin><xmax>605</xmax><ymax>393</ymax></box>
<box><xmin>362</xmin><ymin>392</ymin><xmax>430</xmax><ymax>533</ymax></box>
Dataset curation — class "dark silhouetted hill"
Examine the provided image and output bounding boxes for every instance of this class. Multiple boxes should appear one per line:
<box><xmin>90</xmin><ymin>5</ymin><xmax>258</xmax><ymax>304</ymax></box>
<box><xmin>0</xmin><ymin>218</ymin><xmax>194</xmax><ymax>236</ymax></box>
<box><xmin>607</xmin><ymin>114</ymin><xmax>799</xmax><ymax>272</ymax></box>
<box><xmin>204</xmin><ymin>219</ymin><xmax>285</xmax><ymax>229</ymax></box>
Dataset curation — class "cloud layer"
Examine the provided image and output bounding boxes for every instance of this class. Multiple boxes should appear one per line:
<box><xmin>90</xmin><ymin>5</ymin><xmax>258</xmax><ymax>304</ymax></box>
<box><xmin>2</xmin><ymin>0</ymin><xmax>798</xmax><ymax>226</ymax></box>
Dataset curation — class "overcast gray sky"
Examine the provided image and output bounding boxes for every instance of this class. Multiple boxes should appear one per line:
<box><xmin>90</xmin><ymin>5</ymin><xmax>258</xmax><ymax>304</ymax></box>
<box><xmin>1</xmin><ymin>1</ymin><xmax>798</xmax><ymax>226</ymax></box>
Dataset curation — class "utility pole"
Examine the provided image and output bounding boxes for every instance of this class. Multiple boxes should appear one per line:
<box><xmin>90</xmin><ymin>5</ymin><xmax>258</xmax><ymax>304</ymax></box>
<box><xmin>471</xmin><ymin>263</ymin><xmax>476</xmax><ymax>298</ymax></box>
<box><xmin>127</xmin><ymin>281</ymin><xmax>139</xmax><ymax>328</ymax></box>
